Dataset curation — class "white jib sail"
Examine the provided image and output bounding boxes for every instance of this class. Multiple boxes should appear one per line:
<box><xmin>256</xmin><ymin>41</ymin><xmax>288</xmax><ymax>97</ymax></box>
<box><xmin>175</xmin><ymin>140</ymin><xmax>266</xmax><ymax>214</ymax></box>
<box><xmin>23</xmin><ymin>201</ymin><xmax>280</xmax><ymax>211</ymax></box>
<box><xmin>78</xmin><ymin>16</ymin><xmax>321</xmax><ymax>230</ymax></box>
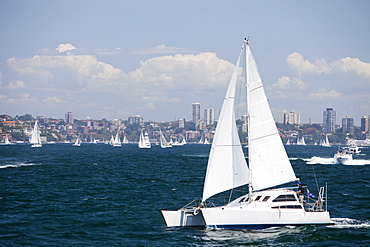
<box><xmin>245</xmin><ymin>44</ymin><xmax>296</xmax><ymax>192</ymax></box>
<box><xmin>202</xmin><ymin>48</ymin><xmax>249</xmax><ymax>202</ymax></box>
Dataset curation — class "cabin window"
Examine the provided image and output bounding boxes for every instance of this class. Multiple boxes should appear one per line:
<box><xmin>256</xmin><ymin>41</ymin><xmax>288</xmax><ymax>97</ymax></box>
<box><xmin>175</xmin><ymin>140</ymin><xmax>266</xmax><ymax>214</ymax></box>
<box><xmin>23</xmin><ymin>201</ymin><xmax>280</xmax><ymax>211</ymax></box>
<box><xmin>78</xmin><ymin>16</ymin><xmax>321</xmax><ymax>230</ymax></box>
<box><xmin>271</xmin><ymin>205</ymin><xmax>302</xmax><ymax>209</ymax></box>
<box><xmin>254</xmin><ymin>196</ymin><xmax>262</xmax><ymax>201</ymax></box>
<box><xmin>262</xmin><ymin>196</ymin><xmax>270</xmax><ymax>202</ymax></box>
<box><xmin>272</xmin><ymin>194</ymin><xmax>297</xmax><ymax>202</ymax></box>
<box><xmin>238</xmin><ymin>197</ymin><xmax>246</xmax><ymax>203</ymax></box>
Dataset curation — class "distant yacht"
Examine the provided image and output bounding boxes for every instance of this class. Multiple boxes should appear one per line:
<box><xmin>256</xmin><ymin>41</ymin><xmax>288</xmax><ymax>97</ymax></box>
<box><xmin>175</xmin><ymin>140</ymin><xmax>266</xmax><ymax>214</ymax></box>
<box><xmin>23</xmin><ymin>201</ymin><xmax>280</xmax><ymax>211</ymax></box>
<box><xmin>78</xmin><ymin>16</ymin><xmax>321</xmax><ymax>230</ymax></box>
<box><xmin>159</xmin><ymin>129</ymin><xmax>172</xmax><ymax>148</ymax></box>
<box><xmin>30</xmin><ymin>121</ymin><xmax>42</xmax><ymax>148</ymax></box>
<box><xmin>138</xmin><ymin>130</ymin><xmax>151</xmax><ymax>148</ymax></box>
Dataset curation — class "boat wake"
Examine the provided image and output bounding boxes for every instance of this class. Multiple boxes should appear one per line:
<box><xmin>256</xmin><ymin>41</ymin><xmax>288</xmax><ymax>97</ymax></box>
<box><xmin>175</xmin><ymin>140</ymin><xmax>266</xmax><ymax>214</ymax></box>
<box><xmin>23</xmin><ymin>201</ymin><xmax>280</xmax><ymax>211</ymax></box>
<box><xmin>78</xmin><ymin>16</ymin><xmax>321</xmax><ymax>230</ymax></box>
<box><xmin>328</xmin><ymin>218</ymin><xmax>370</xmax><ymax>229</ymax></box>
<box><xmin>306</xmin><ymin>156</ymin><xmax>370</xmax><ymax>165</ymax></box>
<box><xmin>0</xmin><ymin>162</ymin><xmax>38</xmax><ymax>169</ymax></box>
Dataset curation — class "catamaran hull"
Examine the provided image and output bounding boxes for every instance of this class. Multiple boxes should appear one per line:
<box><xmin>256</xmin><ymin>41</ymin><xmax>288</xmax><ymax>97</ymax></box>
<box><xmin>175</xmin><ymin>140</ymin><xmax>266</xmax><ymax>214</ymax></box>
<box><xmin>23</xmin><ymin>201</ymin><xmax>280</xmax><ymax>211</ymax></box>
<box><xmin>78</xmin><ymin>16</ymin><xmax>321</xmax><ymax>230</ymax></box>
<box><xmin>161</xmin><ymin>209</ymin><xmax>205</xmax><ymax>227</ymax></box>
<box><xmin>201</xmin><ymin>207</ymin><xmax>331</xmax><ymax>229</ymax></box>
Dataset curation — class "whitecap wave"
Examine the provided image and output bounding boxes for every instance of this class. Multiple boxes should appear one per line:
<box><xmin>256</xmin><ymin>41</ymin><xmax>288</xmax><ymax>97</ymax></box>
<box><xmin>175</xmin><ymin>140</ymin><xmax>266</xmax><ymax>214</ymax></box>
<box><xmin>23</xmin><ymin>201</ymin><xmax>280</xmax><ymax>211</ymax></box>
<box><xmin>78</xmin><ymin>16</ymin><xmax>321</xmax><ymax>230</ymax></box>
<box><xmin>328</xmin><ymin>218</ymin><xmax>370</xmax><ymax>228</ymax></box>
<box><xmin>0</xmin><ymin>162</ymin><xmax>38</xmax><ymax>169</ymax></box>
<box><xmin>306</xmin><ymin>156</ymin><xmax>370</xmax><ymax>165</ymax></box>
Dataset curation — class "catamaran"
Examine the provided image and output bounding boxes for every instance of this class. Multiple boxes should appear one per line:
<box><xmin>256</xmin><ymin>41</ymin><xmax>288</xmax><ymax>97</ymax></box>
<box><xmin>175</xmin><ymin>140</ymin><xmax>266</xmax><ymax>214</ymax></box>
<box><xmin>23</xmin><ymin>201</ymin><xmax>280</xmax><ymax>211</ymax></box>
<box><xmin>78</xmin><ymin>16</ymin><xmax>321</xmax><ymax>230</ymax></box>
<box><xmin>30</xmin><ymin>121</ymin><xmax>42</xmax><ymax>148</ymax></box>
<box><xmin>161</xmin><ymin>39</ymin><xmax>332</xmax><ymax>229</ymax></box>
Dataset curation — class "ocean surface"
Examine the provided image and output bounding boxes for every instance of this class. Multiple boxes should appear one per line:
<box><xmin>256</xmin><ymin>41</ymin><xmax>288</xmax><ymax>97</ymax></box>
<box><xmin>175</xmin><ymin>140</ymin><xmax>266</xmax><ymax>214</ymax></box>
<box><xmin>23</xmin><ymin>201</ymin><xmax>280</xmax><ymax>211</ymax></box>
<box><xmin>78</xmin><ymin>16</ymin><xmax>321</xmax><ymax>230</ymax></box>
<box><xmin>1</xmin><ymin>143</ymin><xmax>369</xmax><ymax>246</ymax></box>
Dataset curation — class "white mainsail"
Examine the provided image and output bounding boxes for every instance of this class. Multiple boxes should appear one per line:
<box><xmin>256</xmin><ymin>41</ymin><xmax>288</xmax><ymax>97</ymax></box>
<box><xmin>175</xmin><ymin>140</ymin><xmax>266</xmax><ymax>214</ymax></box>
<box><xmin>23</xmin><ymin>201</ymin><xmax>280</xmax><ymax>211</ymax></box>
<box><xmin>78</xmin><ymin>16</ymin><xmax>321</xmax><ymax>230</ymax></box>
<box><xmin>30</xmin><ymin>121</ymin><xmax>42</xmax><ymax>147</ymax></box>
<box><xmin>112</xmin><ymin>131</ymin><xmax>121</xmax><ymax>147</ymax></box>
<box><xmin>202</xmin><ymin>49</ymin><xmax>249</xmax><ymax>202</ymax></box>
<box><xmin>246</xmin><ymin>43</ymin><xmax>296</xmax><ymax>192</ymax></box>
<box><xmin>73</xmin><ymin>134</ymin><xmax>81</xmax><ymax>146</ymax></box>
<box><xmin>159</xmin><ymin>129</ymin><xmax>172</xmax><ymax>148</ymax></box>
<box><xmin>138</xmin><ymin>130</ymin><xmax>151</xmax><ymax>148</ymax></box>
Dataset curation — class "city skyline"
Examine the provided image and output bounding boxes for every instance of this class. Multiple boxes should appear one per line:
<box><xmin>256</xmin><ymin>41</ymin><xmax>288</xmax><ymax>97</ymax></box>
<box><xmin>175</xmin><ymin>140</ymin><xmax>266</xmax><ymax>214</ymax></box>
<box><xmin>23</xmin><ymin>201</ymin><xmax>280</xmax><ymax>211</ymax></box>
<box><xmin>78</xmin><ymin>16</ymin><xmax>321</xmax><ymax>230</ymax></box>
<box><xmin>0</xmin><ymin>1</ymin><xmax>369</xmax><ymax>123</ymax></box>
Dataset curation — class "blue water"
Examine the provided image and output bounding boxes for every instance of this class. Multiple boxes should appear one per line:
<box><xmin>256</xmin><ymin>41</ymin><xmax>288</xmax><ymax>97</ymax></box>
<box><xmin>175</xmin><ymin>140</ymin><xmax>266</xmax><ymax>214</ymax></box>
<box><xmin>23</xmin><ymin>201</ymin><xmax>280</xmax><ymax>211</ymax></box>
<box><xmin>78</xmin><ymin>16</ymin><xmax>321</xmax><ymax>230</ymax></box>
<box><xmin>1</xmin><ymin>144</ymin><xmax>369</xmax><ymax>246</ymax></box>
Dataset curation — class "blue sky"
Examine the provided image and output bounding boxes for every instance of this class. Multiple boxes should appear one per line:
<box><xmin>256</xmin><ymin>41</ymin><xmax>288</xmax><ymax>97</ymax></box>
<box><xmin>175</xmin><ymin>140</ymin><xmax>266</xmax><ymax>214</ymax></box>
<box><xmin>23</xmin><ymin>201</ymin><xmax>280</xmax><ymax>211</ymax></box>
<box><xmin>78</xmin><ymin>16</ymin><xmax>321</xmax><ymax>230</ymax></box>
<box><xmin>1</xmin><ymin>0</ymin><xmax>369</xmax><ymax>125</ymax></box>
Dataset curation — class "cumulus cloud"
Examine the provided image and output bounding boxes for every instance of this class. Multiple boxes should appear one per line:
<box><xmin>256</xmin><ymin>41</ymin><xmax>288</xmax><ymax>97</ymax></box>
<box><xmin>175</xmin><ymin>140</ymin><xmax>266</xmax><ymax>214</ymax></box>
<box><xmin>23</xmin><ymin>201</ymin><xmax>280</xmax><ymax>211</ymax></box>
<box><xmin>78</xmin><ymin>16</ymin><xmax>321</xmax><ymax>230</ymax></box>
<box><xmin>273</xmin><ymin>76</ymin><xmax>305</xmax><ymax>90</ymax></box>
<box><xmin>286</xmin><ymin>52</ymin><xmax>331</xmax><ymax>75</ymax></box>
<box><xmin>335</xmin><ymin>57</ymin><xmax>370</xmax><ymax>78</ymax></box>
<box><xmin>56</xmin><ymin>43</ymin><xmax>76</xmax><ymax>53</ymax></box>
<box><xmin>286</xmin><ymin>52</ymin><xmax>370</xmax><ymax>79</ymax></box>
<box><xmin>7</xmin><ymin>80</ymin><xmax>25</xmax><ymax>89</ymax></box>
<box><xmin>128</xmin><ymin>52</ymin><xmax>234</xmax><ymax>91</ymax></box>
<box><xmin>7</xmin><ymin>54</ymin><xmax>124</xmax><ymax>88</ymax></box>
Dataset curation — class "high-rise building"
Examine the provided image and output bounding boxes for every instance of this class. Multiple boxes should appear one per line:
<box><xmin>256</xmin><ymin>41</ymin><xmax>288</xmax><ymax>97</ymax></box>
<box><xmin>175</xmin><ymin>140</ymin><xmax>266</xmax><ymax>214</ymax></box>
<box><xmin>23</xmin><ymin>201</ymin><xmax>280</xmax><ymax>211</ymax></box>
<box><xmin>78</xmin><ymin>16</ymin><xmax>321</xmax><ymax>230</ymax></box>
<box><xmin>192</xmin><ymin>102</ymin><xmax>201</xmax><ymax>123</ymax></box>
<box><xmin>323</xmin><ymin>108</ymin><xmax>336</xmax><ymax>133</ymax></box>
<box><xmin>288</xmin><ymin>112</ymin><xmax>300</xmax><ymax>124</ymax></box>
<box><xmin>281</xmin><ymin>109</ymin><xmax>288</xmax><ymax>124</ymax></box>
<box><xmin>281</xmin><ymin>110</ymin><xmax>300</xmax><ymax>124</ymax></box>
<box><xmin>65</xmin><ymin>112</ymin><xmax>74</xmax><ymax>124</ymax></box>
<box><xmin>360</xmin><ymin>116</ymin><xmax>370</xmax><ymax>133</ymax></box>
<box><xmin>128</xmin><ymin>115</ymin><xmax>144</xmax><ymax>126</ymax></box>
<box><xmin>342</xmin><ymin>116</ymin><xmax>354</xmax><ymax>134</ymax></box>
<box><xmin>204</xmin><ymin>108</ymin><xmax>214</xmax><ymax>126</ymax></box>
<box><xmin>178</xmin><ymin>118</ymin><xmax>185</xmax><ymax>129</ymax></box>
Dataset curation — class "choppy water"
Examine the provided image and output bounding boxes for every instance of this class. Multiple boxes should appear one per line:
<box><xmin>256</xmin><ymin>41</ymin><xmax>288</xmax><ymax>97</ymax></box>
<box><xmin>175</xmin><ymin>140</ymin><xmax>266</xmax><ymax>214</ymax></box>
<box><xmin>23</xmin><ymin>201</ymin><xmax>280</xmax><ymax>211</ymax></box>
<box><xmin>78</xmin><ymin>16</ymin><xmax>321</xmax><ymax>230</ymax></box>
<box><xmin>1</xmin><ymin>144</ymin><xmax>369</xmax><ymax>246</ymax></box>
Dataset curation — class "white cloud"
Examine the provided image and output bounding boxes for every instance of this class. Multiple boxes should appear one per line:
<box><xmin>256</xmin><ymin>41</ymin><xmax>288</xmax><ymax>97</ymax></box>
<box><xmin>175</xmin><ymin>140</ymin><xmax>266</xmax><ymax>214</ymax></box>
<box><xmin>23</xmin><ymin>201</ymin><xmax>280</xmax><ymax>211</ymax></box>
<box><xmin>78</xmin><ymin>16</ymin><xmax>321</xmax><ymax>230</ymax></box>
<box><xmin>336</xmin><ymin>57</ymin><xmax>370</xmax><ymax>78</ymax></box>
<box><xmin>273</xmin><ymin>76</ymin><xmax>305</xmax><ymax>90</ymax></box>
<box><xmin>286</xmin><ymin>52</ymin><xmax>370</xmax><ymax>79</ymax></box>
<box><xmin>141</xmin><ymin>96</ymin><xmax>180</xmax><ymax>103</ymax></box>
<box><xmin>43</xmin><ymin>96</ymin><xmax>67</xmax><ymax>103</ymax></box>
<box><xmin>56</xmin><ymin>43</ymin><xmax>76</xmax><ymax>53</ymax></box>
<box><xmin>128</xmin><ymin>52</ymin><xmax>234</xmax><ymax>91</ymax></box>
<box><xmin>286</xmin><ymin>52</ymin><xmax>331</xmax><ymax>75</ymax></box>
<box><xmin>308</xmin><ymin>89</ymin><xmax>341</xmax><ymax>100</ymax></box>
<box><xmin>7</xmin><ymin>80</ymin><xmax>25</xmax><ymax>89</ymax></box>
<box><xmin>132</xmin><ymin>44</ymin><xmax>197</xmax><ymax>55</ymax></box>
<box><xmin>7</xmin><ymin>54</ymin><xmax>124</xmax><ymax>88</ymax></box>
<box><xmin>138</xmin><ymin>102</ymin><xmax>157</xmax><ymax>110</ymax></box>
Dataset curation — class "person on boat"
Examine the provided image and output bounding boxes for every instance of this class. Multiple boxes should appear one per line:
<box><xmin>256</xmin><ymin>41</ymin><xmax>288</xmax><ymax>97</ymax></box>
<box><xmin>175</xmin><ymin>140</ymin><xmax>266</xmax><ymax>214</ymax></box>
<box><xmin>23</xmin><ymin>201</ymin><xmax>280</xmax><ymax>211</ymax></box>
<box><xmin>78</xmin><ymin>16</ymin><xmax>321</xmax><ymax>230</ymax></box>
<box><xmin>296</xmin><ymin>181</ymin><xmax>304</xmax><ymax>203</ymax></box>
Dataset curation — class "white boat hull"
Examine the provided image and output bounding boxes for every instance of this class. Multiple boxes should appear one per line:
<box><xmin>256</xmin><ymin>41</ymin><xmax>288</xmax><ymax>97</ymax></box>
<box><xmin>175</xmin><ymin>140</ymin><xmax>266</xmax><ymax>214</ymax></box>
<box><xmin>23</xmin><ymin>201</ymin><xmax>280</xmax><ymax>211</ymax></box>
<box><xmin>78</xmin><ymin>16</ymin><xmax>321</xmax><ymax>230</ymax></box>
<box><xmin>201</xmin><ymin>207</ymin><xmax>331</xmax><ymax>229</ymax></box>
<box><xmin>161</xmin><ymin>209</ymin><xmax>205</xmax><ymax>227</ymax></box>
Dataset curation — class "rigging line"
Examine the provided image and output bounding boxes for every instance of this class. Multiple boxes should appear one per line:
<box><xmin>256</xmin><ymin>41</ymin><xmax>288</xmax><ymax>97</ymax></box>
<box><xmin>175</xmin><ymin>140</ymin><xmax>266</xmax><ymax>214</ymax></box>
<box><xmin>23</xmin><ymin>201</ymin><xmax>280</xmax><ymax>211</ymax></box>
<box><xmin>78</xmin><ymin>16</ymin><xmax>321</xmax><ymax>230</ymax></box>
<box><xmin>311</xmin><ymin>163</ymin><xmax>320</xmax><ymax>192</ymax></box>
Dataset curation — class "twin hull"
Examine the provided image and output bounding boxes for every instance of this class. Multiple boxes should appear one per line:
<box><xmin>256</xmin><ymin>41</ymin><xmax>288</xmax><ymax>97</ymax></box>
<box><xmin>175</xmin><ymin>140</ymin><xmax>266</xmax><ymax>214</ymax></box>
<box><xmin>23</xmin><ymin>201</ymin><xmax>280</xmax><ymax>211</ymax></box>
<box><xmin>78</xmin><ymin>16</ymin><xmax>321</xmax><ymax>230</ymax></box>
<box><xmin>161</xmin><ymin>208</ymin><xmax>330</xmax><ymax>229</ymax></box>
<box><xmin>161</xmin><ymin>189</ymin><xmax>332</xmax><ymax>229</ymax></box>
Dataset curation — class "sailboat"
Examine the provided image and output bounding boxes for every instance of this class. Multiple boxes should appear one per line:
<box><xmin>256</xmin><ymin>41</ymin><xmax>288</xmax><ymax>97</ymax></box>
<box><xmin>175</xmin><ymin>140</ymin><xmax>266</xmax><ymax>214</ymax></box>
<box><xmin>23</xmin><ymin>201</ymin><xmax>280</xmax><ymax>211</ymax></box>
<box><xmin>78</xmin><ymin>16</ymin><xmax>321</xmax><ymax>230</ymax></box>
<box><xmin>321</xmin><ymin>134</ymin><xmax>331</xmax><ymax>147</ymax></box>
<box><xmin>112</xmin><ymin>131</ymin><xmax>122</xmax><ymax>147</ymax></box>
<box><xmin>2</xmin><ymin>134</ymin><xmax>12</xmax><ymax>145</ymax></box>
<box><xmin>159</xmin><ymin>129</ymin><xmax>172</xmax><ymax>148</ymax></box>
<box><xmin>30</xmin><ymin>121</ymin><xmax>42</xmax><ymax>148</ymax></box>
<box><xmin>122</xmin><ymin>135</ymin><xmax>129</xmax><ymax>144</ymax></box>
<box><xmin>161</xmin><ymin>39</ymin><xmax>331</xmax><ymax>228</ymax></box>
<box><xmin>73</xmin><ymin>134</ymin><xmax>81</xmax><ymax>147</ymax></box>
<box><xmin>296</xmin><ymin>136</ymin><xmax>306</xmax><ymax>145</ymax></box>
<box><xmin>138</xmin><ymin>130</ymin><xmax>151</xmax><ymax>148</ymax></box>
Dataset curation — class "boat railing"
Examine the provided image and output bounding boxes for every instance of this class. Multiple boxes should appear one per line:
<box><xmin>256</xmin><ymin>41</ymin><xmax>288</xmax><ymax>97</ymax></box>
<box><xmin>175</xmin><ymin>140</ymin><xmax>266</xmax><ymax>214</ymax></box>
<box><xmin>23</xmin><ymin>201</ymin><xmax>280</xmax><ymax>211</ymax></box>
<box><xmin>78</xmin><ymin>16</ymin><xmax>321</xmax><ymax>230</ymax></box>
<box><xmin>304</xmin><ymin>186</ymin><xmax>327</xmax><ymax>212</ymax></box>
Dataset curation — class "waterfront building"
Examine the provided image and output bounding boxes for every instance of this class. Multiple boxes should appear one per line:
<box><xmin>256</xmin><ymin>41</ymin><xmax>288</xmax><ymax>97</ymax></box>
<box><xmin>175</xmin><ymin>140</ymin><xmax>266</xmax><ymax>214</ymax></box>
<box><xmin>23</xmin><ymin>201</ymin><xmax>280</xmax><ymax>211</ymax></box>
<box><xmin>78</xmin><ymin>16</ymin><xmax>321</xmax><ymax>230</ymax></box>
<box><xmin>204</xmin><ymin>108</ymin><xmax>215</xmax><ymax>126</ymax></box>
<box><xmin>361</xmin><ymin>116</ymin><xmax>370</xmax><ymax>133</ymax></box>
<box><xmin>65</xmin><ymin>112</ymin><xmax>74</xmax><ymax>124</ymax></box>
<box><xmin>323</xmin><ymin>108</ymin><xmax>336</xmax><ymax>133</ymax></box>
<box><xmin>342</xmin><ymin>116</ymin><xmax>354</xmax><ymax>134</ymax></box>
<box><xmin>192</xmin><ymin>102</ymin><xmax>201</xmax><ymax>123</ymax></box>
<box><xmin>128</xmin><ymin>115</ymin><xmax>144</xmax><ymax>126</ymax></box>
<box><xmin>281</xmin><ymin>110</ymin><xmax>300</xmax><ymax>124</ymax></box>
